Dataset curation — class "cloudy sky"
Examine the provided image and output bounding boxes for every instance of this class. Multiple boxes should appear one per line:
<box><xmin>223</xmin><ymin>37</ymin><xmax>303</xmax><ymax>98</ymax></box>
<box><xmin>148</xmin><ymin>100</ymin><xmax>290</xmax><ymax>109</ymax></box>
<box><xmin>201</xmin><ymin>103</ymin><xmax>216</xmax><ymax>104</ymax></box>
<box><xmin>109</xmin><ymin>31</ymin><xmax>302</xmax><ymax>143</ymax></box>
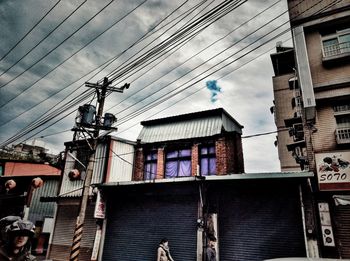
<box><xmin>0</xmin><ymin>0</ymin><xmax>292</xmax><ymax>172</ymax></box>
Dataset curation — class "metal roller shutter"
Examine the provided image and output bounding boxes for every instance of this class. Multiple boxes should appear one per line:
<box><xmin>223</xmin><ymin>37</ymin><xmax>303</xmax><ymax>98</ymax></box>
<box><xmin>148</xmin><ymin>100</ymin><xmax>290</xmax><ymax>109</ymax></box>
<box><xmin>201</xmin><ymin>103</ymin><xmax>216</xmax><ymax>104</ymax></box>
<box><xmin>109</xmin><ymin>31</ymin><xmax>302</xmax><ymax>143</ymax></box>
<box><xmin>334</xmin><ymin>205</ymin><xmax>350</xmax><ymax>258</ymax></box>
<box><xmin>218</xmin><ymin>184</ymin><xmax>306</xmax><ymax>261</ymax></box>
<box><xmin>49</xmin><ymin>202</ymin><xmax>97</xmax><ymax>261</ymax></box>
<box><xmin>103</xmin><ymin>195</ymin><xmax>198</xmax><ymax>261</ymax></box>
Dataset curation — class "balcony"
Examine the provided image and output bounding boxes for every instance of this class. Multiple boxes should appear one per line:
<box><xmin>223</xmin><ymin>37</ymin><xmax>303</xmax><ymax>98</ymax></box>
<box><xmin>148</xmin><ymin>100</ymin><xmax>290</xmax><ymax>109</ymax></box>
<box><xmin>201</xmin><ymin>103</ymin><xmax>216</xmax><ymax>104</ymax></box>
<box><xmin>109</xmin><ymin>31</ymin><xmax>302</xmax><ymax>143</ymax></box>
<box><xmin>322</xmin><ymin>41</ymin><xmax>350</xmax><ymax>64</ymax></box>
<box><xmin>335</xmin><ymin>127</ymin><xmax>350</xmax><ymax>144</ymax></box>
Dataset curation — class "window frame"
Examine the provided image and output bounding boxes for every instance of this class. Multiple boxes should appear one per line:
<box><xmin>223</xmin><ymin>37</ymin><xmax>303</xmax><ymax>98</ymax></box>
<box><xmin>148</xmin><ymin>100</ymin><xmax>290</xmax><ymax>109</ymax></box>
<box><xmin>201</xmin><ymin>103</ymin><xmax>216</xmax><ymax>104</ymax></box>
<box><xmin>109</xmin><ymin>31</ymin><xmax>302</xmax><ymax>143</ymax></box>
<box><xmin>321</xmin><ymin>28</ymin><xmax>350</xmax><ymax>57</ymax></box>
<box><xmin>144</xmin><ymin>150</ymin><xmax>158</xmax><ymax>180</ymax></box>
<box><xmin>199</xmin><ymin>144</ymin><xmax>217</xmax><ymax>176</ymax></box>
<box><xmin>164</xmin><ymin>148</ymin><xmax>192</xmax><ymax>178</ymax></box>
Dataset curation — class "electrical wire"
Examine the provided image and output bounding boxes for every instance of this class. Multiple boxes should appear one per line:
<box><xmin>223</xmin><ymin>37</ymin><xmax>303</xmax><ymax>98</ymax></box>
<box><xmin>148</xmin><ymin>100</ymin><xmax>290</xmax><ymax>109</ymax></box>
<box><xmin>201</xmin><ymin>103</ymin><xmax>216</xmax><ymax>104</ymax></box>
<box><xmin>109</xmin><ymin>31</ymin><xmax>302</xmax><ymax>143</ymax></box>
<box><xmin>111</xmin><ymin>0</ymin><xmax>246</xmax><ymax>87</ymax></box>
<box><xmin>0</xmin><ymin>0</ymin><xmax>114</xmax><ymax>90</ymax></box>
<box><xmin>106</xmin><ymin>0</ymin><xmax>285</xmax><ymax>114</ymax></box>
<box><xmin>0</xmin><ymin>0</ymin><xmax>193</xmax><ymax>127</ymax></box>
<box><xmin>0</xmin><ymin>0</ymin><xmax>243</xmax><ymax>141</ymax></box>
<box><xmin>105</xmin><ymin>0</ymin><xmax>246</xmax><ymax>83</ymax></box>
<box><xmin>0</xmin><ymin>0</ymin><xmax>62</xmax><ymax>62</ymax></box>
<box><xmin>114</xmin><ymin>0</ymin><xmax>337</xmax><ymax>130</ymax></box>
<box><xmin>0</xmin><ymin>0</ymin><xmax>201</xmax><ymax>144</ymax></box>
<box><xmin>0</xmin><ymin>0</ymin><xmax>88</xmax><ymax>79</ymax></box>
<box><xmin>0</xmin><ymin>0</ymin><xmax>336</xmax><ymax>146</ymax></box>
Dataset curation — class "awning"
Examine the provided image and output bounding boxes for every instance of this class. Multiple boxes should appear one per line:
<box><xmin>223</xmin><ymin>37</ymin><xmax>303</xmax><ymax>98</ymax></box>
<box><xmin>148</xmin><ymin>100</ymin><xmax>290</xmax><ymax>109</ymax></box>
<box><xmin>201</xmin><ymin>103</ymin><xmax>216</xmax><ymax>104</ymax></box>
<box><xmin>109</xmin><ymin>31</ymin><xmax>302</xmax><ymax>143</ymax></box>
<box><xmin>333</xmin><ymin>195</ymin><xmax>350</xmax><ymax>206</ymax></box>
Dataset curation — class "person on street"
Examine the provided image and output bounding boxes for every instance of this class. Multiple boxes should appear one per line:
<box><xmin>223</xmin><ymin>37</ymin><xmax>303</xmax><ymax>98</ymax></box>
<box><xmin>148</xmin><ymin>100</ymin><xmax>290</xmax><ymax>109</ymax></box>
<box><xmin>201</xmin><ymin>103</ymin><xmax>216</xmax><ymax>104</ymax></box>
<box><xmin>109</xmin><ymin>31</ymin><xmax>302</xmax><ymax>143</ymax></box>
<box><xmin>157</xmin><ymin>238</ymin><xmax>174</xmax><ymax>261</ymax></box>
<box><xmin>206</xmin><ymin>236</ymin><xmax>217</xmax><ymax>261</ymax></box>
<box><xmin>0</xmin><ymin>219</ymin><xmax>36</xmax><ymax>261</ymax></box>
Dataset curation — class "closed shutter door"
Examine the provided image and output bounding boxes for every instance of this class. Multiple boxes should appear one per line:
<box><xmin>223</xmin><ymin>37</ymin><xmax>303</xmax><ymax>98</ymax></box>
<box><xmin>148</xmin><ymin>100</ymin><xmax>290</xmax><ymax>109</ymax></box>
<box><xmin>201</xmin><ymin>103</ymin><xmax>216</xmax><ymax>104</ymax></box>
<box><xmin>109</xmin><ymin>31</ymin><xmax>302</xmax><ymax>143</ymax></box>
<box><xmin>219</xmin><ymin>185</ymin><xmax>306</xmax><ymax>261</ymax></box>
<box><xmin>334</xmin><ymin>205</ymin><xmax>350</xmax><ymax>258</ymax></box>
<box><xmin>103</xmin><ymin>196</ymin><xmax>198</xmax><ymax>261</ymax></box>
<box><xmin>49</xmin><ymin>202</ymin><xmax>96</xmax><ymax>261</ymax></box>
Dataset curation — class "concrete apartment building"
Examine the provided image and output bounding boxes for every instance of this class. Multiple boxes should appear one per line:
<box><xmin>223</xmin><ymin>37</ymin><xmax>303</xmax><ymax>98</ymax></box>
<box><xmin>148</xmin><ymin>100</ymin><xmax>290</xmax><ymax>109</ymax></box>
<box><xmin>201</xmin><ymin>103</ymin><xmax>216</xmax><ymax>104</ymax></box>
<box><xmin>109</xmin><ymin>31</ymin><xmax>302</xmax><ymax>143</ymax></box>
<box><xmin>271</xmin><ymin>0</ymin><xmax>350</xmax><ymax>258</ymax></box>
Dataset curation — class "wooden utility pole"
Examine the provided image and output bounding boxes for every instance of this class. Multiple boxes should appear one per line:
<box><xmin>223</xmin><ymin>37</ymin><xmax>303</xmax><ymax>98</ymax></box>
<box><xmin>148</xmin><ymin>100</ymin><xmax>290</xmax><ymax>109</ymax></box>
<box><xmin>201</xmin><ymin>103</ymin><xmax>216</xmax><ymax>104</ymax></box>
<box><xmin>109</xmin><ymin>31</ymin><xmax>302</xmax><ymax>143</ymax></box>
<box><xmin>69</xmin><ymin>77</ymin><xmax>128</xmax><ymax>261</ymax></box>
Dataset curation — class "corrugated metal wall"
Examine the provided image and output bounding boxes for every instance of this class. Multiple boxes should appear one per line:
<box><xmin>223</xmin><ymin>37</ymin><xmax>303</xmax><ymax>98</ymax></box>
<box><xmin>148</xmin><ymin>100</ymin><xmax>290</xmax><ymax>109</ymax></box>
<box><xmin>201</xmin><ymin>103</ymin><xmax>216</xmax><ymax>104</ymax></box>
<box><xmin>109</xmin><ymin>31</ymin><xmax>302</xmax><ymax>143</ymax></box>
<box><xmin>107</xmin><ymin>140</ymin><xmax>134</xmax><ymax>182</ymax></box>
<box><xmin>29</xmin><ymin>179</ymin><xmax>59</xmax><ymax>224</ymax></box>
<box><xmin>49</xmin><ymin>201</ymin><xmax>97</xmax><ymax>261</ymax></box>
<box><xmin>59</xmin><ymin>143</ymin><xmax>107</xmax><ymax>197</ymax></box>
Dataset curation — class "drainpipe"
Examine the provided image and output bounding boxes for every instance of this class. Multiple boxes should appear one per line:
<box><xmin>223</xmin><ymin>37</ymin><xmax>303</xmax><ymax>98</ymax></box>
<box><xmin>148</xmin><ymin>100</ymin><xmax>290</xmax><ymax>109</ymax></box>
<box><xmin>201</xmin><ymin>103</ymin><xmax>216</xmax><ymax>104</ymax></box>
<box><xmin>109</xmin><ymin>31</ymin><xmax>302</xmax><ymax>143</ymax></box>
<box><xmin>299</xmin><ymin>185</ymin><xmax>310</xmax><ymax>257</ymax></box>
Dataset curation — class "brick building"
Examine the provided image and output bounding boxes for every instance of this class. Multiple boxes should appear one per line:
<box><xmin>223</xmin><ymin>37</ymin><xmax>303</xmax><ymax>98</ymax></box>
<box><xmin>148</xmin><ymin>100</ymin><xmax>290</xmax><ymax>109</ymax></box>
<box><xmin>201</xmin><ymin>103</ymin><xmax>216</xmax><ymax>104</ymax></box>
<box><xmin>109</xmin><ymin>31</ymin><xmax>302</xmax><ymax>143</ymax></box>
<box><xmin>133</xmin><ymin>108</ymin><xmax>244</xmax><ymax>181</ymax></box>
<box><xmin>99</xmin><ymin>108</ymin><xmax>311</xmax><ymax>261</ymax></box>
<box><xmin>271</xmin><ymin>0</ymin><xmax>350</xmax><ymax>258</ymax></box>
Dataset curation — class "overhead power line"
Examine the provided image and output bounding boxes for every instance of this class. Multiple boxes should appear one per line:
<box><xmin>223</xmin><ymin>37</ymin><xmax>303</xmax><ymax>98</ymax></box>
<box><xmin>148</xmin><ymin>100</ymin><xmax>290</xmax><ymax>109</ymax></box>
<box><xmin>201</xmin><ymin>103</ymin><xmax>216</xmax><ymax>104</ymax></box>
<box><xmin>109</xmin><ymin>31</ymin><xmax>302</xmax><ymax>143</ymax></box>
<box><xmin>0</xmin><ymin>0</ymin><xmax>334</xmax><ymax>146</ymax></box>
<box><xmin>0</xmin><ymin>0</ymin><xmax>191</xmax><ymax>124</ymax></box>
<box><xmin>0</xmin><ymin>0</ymin><xmax>201</xmax><ymax>144</ymax></box>
<box><xmin>114</xmin><ymin>0</ymin><xmax>336</xmax><ymax>133</ymax></box>
<box><xmin>0</xmin><ymin>0</ymin><xmax>62</xmax><ymax>62</ymax></box>
<box><xmin>0</xmin><ymin>0</ymin><xmax>114</xmax><ymax>90</ymax></box>
<box><xmin>113</xmin><ymin>1</ymin><xmax>334</xmax><ymax>126</ymax></box>
<box><xmin>107</xmin><ymin>0</ymin><xmax>285</xmax><ymax>115</ymax></box>
<box><xmin>0</xmin><ymin>0</ymin><xmax>88</xmax><ymax>79</ymax></box>
<box><xmin>105</xmin><ymin>0</ymin><xmax>246</xmax><ymax>84</ymax></box>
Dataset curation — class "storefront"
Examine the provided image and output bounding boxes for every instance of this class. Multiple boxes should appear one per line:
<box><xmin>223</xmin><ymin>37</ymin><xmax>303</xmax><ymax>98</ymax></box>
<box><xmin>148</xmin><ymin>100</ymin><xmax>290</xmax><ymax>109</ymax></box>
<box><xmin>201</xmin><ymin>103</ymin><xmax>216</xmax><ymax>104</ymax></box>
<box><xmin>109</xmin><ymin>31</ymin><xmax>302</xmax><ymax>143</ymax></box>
<box><xmin>209</xmin><ymin>178</ymin><xmax>306</xmax><ymax>261</ymax></box>
<box><xmin>100</xmin><ymin>173</ymin><xmax>311</xmax><ymax>261</ymax></box>
<box><xmin>49</xmin><ymin>198</ymin><xmax>97</xmax><ymax>261</ymax></box>
<box><xmin>315</xmin><ymin>151</ymin><xmax>350</xmax><ymax>259</ymax></box>
<box><xmin>102</xmin><ymin>182</ymin><xmax>198</xmax><ymax>261</ymax></box>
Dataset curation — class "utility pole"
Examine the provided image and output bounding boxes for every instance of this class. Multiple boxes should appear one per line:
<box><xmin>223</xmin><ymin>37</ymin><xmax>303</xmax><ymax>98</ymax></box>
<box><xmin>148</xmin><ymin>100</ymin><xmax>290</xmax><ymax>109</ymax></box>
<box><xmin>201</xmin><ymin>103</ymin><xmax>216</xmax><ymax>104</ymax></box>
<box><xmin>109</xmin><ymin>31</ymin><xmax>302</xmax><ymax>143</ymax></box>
<box><xmin>69</xmin><ymin>77</ymin><xmax>129</xmax><ymax>261</ymax></box>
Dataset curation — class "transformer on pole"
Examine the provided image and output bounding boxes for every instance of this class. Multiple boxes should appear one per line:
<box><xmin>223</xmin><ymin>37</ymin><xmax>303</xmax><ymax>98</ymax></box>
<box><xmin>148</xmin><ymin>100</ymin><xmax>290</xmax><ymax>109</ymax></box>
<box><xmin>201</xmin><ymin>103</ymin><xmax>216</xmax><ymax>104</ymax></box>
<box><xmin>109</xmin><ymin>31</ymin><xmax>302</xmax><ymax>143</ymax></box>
<box><xmin>69</xmin><ymin>77</ymin><xmax>129</xmax><ymax>261</ymax></box>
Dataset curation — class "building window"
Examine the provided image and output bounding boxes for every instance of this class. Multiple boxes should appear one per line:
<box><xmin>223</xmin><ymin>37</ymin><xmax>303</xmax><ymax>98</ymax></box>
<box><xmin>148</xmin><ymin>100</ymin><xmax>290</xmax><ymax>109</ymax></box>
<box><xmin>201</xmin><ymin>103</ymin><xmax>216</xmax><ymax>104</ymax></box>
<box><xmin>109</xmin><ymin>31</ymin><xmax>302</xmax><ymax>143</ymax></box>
<box><xmin>144</xmin><ymin>151</ymin><xmax>157</xmax><ymax>180</ymax></box>
<box><xmin>322</xmin><ymin>28</ymin><xmax>350</xmax><ymax>57</ymax></box>
<box><xmin>165</xmin><ymin>149</ymin><xmax>191</xmax><ymax>178</ymax></box>
<box><xmin>336</xmin><ymin>115</ymin><xmax>350</xmax><ymax>128</ymax></box>
<box><xmin>200</xmin><ymin>146</ymin><xmax>216</xmax><ymax>176</ymax></box>
<box><xmin>333</xmin><ymin>103</ymin><xmax>350</xmax><ymax>114</ymax></box>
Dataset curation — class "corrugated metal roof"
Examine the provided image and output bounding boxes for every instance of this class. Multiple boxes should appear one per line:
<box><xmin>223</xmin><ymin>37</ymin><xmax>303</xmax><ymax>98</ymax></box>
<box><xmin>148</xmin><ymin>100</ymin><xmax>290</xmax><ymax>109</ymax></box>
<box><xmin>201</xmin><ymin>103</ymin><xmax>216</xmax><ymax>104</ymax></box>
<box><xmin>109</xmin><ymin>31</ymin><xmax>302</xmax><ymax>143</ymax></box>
<box><xmin>138</xmin><ymin>109</ymin><xmax>243</xmax><ymax>143</ymax></box>
<box><xmin>4</xmin><ymin>162</ymin><xmax>60</xmax><ymax>177</ymax></box>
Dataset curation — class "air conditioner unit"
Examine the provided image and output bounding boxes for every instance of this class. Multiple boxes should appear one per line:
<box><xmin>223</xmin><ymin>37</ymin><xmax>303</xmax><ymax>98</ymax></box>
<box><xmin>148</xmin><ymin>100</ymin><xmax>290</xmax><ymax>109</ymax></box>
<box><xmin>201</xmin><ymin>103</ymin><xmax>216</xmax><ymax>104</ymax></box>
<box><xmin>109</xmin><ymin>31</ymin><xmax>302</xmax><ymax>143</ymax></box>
<box><xmin>292</xmin><ymin>123</ymin><xmax>304</xmax><ymax>141</ymax></box>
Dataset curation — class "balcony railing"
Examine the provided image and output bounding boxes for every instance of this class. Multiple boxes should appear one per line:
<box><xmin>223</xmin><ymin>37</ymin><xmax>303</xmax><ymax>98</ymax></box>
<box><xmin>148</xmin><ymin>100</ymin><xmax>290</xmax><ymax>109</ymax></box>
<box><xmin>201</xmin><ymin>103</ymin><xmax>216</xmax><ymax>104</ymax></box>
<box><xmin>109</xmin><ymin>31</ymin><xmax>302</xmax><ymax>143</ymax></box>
<box><xmin>335</xmin><ymin>127</ymin><xmax>350</xmax><ymax>144</ymax></box>
<box><xmin>323</xmin><ymin>41</ymin><xmax>350</xmax><ymax>57</ymax></box>
<box><xmin>334</xmin><ymin>104</ymin><xmax>350</xmax><ymax>116</ymax></box>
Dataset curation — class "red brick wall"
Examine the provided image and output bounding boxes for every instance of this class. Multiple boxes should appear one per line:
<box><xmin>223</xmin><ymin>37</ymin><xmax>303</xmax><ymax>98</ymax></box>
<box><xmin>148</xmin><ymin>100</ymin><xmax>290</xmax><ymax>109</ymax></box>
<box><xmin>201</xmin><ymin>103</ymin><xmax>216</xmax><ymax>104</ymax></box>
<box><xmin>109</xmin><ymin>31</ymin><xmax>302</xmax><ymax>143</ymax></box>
<box><xmin>216</xmin><ymin>134</ymin><xmax>244</xmax><ymax>175</ymax></box>
<box><xmin>216</xmin><ymin>137</ymin><xmax>227</xmax><ymax>175</ymax></box>
<box><xmin>156</xmin><ymin>148</ymin><xmax>164</xmax><ymax>179</ymax></box>
<box><xmin>191</xmin><ymin>144</ymin><xmax>199</xmax><ymax>176</ymax></box>
<box><xmin>133</xmin><ymin>148</ymin><xmax>144</xmax><ymax>181</ymax></box>
<box><xmin>133</xmin><ymin>134</ymin><xmax>244</xmax><ymax>180</ymax></box>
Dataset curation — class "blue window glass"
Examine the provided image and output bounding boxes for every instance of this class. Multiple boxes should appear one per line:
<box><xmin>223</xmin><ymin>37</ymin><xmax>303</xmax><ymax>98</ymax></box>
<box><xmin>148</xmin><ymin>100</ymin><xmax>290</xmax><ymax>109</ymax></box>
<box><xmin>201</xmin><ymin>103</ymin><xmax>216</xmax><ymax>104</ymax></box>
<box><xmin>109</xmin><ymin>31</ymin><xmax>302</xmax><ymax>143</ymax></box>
<box><xmin>144</xmin><ymin>151</ymin><xmax>157</xmax><ymax>180</ymax></box>
<box><xmin>200</xmin><ymin>145</ymin><xmax>216</xmax><ymax>176</ymax></box>
<box><xmin>165</xmin><ymin>149</ymin><xmax>191</xmax><ymax>178</ymax></box>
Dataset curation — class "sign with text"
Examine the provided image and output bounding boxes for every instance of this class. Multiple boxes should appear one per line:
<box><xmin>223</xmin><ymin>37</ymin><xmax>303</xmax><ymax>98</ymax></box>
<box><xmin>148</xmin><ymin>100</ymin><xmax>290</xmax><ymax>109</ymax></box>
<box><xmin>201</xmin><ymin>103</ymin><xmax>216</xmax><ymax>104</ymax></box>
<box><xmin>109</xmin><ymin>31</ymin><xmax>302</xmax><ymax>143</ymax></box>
<box><xmin>315</xmin><ymin>151</ymin><xmax>350</xmax><ymax>191</ymax></box>
<box><xmin>94</xmin><ymin>190</ymin><xmax>106</xmax><ymax>219</ymax></box>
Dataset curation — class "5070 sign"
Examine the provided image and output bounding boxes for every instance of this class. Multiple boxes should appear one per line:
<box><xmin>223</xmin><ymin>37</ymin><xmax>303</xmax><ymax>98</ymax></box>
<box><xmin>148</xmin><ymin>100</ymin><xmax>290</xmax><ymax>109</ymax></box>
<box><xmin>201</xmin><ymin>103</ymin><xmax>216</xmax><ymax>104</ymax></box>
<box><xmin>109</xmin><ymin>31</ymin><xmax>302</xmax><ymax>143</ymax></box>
<box><xmin>315</xmin><ymin>152</ymin><xmax>350</xmax><ymax>191</ymax></box>
<box><xmin>319</xmin><ymin>172</ymin><xmax>347</xmax><ymax>182</ymax></box>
